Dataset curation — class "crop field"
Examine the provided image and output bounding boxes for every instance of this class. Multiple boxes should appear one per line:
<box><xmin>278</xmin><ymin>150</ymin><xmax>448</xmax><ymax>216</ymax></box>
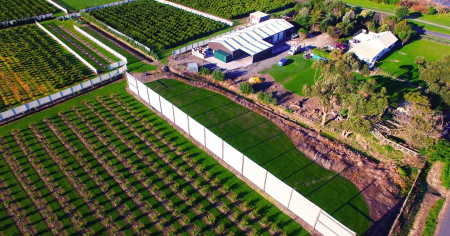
<box><xmin>89</xmin><ymin>0</ymin><xmax>227</xmax><ymax>52</ymax></box>
<box><xmin>0</xmin><ymin>81</ymin><xmax>307</xmax><ymax>235</ymax></box>
<box><xmin>53</xmin><ymin>0</ymin><xmax>119</xmax><ymax>11</ymax></box>
<box><xmin>0</xmin><ymin>0</ymin><xmax>57</xmax><ymax>22</ymax></box>
<box><xmin>377</xmin><ymin>39</ymin><xmax>450</xmax><ymax>82</ymax></box>
<box><xmin>41</xmin><ymin>20</ymin><xmax>120</xmax><ymax>72</ymax></box>
<box><xmin>0</xmin><ymin>25</ymin><xmax>93</xmax><ymax>112</ymax></box>
<box><xmin>146</xmin><ymin>79</ymin><xmax>371</xmax><ymax>234</ymax></box>
<box><xmin>168</xmin><ymin>0</ymin><xmax>293</xmax><ymax>19</ymax></box>
<box><xmin>79</xmin><ymin>26</ymin><xmax>157</xmax><ymax>73</ymax></box>
<box><xmin>265</xmin><ymin>54</ymin><xmax>316</xmax><ymax>96</ymax></box>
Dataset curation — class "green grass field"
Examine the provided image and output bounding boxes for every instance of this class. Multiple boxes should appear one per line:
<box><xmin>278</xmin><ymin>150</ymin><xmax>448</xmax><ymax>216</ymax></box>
<box><xmin>423</xmin><ymin>198</ymin><xmax>445</xmax><ymax>236</ymax></box>
<box><xmin>53</xmin><ymin>0</ymin><xmax>118</xmax><ymax>11</ymax></box>
<box><xmin>342</xmin><ymin>0</ymin><xmax>450</xmax><ymax>33</ymax></box>
<box><xmin>377</xmin><ymin>39</ymin><xmax>450</xmax><ymax>82</ymax></box>
<box><xmin>264</xmin><ymin>54</ymin><xmax>316</xmax><ymax>96</ymax></box>
<box><xmin>146</xmin><ymin>79</ymin><xmax>371</xmax><ymax>234</ymax></box>
<box><xmin>80</xmin><ymin>26</ymin><xmax>157</xmax><ymax>73</ymax></box>
<box><xmin>0</xmin><ymin>80</ymin><xmax>307</xmax><ymax>235</ymax></box>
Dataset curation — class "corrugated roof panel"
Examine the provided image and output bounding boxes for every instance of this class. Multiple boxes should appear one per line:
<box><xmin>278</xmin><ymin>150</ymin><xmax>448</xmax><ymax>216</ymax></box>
<box><xmin>253</xmin><ymin>28</ymin><xmax>270</xmax><ymax>38</ymax></box>
<box><xmin>240</xmin><ymin>33</ymin><xmax>257</xmax><ymax>43</ymax></box>
<box><xmin>247</xmin><ymin>31</ymin><xmax>264</xmax><ymax>40</ymax></box>
<box><xmin>241</xmin><ymin>46</ymin><xmax>257</xmax><ymax>55</ymax></box>
<box><xmin>266</xmin><ymin>24</ymin><xmax>282</xmax><ymax>34</ymax></box>
<box><xmin>259</xmin><ymin>26</ymin><xmax>276</xmax><ymax>36</ymax></box>
<box><xmin>253</xmin><ymin>40</ymin><xmax>271</xmax><ymax>50</ymax></box>
<box><xmin>236</xmin><ymin>35</ymin><xmax>251</xmax><ymax>45</ymax></box>
<box><xmin>227</xmin><ymin>38</ymin><xmax>242</xmax><ymax>49</ymax></box>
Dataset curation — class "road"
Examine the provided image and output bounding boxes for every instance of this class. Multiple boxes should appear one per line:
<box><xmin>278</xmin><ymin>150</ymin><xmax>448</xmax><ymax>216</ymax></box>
<box><xmin>347</xmin><ymin>4</ymin><xmax>450</xmax><ymax>39</ymax></box>
<box><xmin>437</xmin><ymin>192</ymin><xmax>450</xmax><ymax>236</ymax></box>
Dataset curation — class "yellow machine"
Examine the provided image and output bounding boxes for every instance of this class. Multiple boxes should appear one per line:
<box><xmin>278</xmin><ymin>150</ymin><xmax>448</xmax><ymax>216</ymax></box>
<box><xmin>249</xmin><ymin>77</ymin><xmax>262</xmax><ymax>84</ymax></box>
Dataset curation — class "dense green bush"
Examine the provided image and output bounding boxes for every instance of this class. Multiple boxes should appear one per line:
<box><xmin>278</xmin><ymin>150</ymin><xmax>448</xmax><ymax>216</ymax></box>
<box><xmin>90</xmin><ymin>1</ymin><xmax>227</xmax><ymax>52</ymax></box>
<box><xmin>313</xmin><ymin>48</ymin><xmax>330</xmax><ymax>59</ymax></box>
<box><xmin>199</xmin><ymin>67</ymin><xmax>211</xmax><ymax>76</ymax></box>
<box><xmin>212</xmin><ymin>69</ymin><xmax>225</xmax><ymax>81</ymax></box>
<box><xmin>257</xmin><ymin>91</ymin><xmax>277</xmax><ymax>105</ymax></box>
<box><xmin>240</xmin><ymin>82</ymin><xmax>254</xmax><ymax>94</ymax></box>
<box><xmin>0</xmin><ymin>0</ymin><xmax>56</xmax><ymax>22</ymax></box>
<box><xmin>168</xmin><ymin>0</ymin><xmax>293</xmax><ymax>19</ymax></box>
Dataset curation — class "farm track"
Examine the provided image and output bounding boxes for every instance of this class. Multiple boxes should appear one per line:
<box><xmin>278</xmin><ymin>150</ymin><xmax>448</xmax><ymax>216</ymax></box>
<box><xmin>58</xmin><ymin>25</ymin><xmax>114</xmax><ymax>64</ymax></box>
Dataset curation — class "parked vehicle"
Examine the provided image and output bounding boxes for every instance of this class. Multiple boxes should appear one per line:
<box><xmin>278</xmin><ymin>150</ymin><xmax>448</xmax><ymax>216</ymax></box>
<box><xmin>288</xmin><ymin>43</ymin><xmax>301</xmax><ymax>55</ymax></box>
<box><xmin>336</xmin><ymin>43</ymin><xmax>347</xmax><ymax>50</ymax></box>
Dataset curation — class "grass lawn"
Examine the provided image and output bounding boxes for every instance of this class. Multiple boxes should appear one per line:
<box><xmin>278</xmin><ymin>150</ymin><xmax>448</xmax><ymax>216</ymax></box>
<box><xmin>409</xmin><ymin>20</ymin><xmax>450</xmax><ymax>35</ymax></box>
<box><xmin>80</xmin><ymin>26</ymin><xmax>157</xmax><ymax>73</ymax></box>
<box><xmin>0</xmin><ymin>80</ymin><xmax>307</xmax><ymax>235</ymax></box>
<box><xmin>264</xmin><ymin>54</ymin><xmax>316</xmax><ymax>96</ymax></box>
<box><xmin>53</xmin><ymin>0</ymin><xmax>118</xmax><ymax>11</ymax></box>
<box><xmin>377</xmin><ymin>39</ymin><xmax>450</xmax><ymax>82</ymax></box>
<box><xmin>146</xmin><ymin>79</ymin><xmax>371</xmax><ymax>234</ymax></box>
<box><xmin>423</xmin><ymin>198</ymin><xmax>445</xmax><ymax>236</ymax></box>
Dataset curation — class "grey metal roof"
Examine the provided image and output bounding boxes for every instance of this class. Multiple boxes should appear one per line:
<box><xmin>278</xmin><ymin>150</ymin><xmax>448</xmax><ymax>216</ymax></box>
<box><xmin>209</xmin><ymin>19</ymin><xmax>293</xmax><ymax>56</ymax></box>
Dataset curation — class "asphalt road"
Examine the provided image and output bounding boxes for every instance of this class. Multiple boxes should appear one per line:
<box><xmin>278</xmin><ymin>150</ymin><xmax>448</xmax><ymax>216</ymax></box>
<box><xmin>416</xmin><ymin>28</ymin><xmax>450</xmax><ymax>40</ymax></box>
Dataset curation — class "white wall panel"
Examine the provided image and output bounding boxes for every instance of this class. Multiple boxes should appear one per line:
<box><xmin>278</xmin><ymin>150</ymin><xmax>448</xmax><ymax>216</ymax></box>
<box><xmin>316</xmin><ymin>212</ymin><xmax>355</xmax><ymax>236</ymax></box>
<box><xmin>72</xmin><ymin>84</ymin><xmax>83</xmax><ymax>93</ymax></box>
<box><xmin>173</xmin><ymin>106</ymin><xmax>189</xmax><ymax>133</ymax></box>
<box><xmin>205</xmin><ymin>129</ymin><xmax>223</xmax><ymax>159</ymax></box>
<box><xmin>265</xmin><ymin>172</ymin><xmax>293</xmax><ymax>207</ymax></box>
<box><xmin>315</xmin><ymin>221</ymin><xmax>338</xmax><ymax>236</ymax></box>
<box><xmin>50</xmin><ymin>92</ymin><xmax>62</xmax><ymax>101</ymax></box>
<box><xmin>188</xmin><ymin>117</ymin><xmax>205</xmax><ymax>146</ymax></box>
<box><xmin>288</xmin><ymin>191</ymin><xmax>322</xmax><ymax>226</ymax></box>
<box><xmin>13</xmin><ymin>105</ymin><xmax>27</xmax><ymax>114</ymax></box>
<box><xmin>160</xmin><ymin>97</ymin><xmax>174</xmax><ymax>122</ymax></box>
<box><xmin>223</xmin><ymin>142</ymin><xmax>244</xmax><ymax>174</ymax></box>
<box><xmin>127</xmin><ymin>75</ymin><xmax>137</xmax><ymax>87</ymax></box>
<box><xmin>137</xmin><ymin>81</ymin><xmax>149</xmax><ymax>103</ymax></box>
<box><xmin>38</xmin><ymin>96</ymin><xmax>51</xmax><ymax>105</ymax></box>
<box><xmin>147</xmin><ymin>88</ymin><xmax>161</xmax><ymax>112</ymax></box>
<box><xmin>27</xmin><ymin>101</ymin><xmax>40</xmax><ymax>109</ymax></box>
<box><xmin>91</xmin><ymin>77</ymin><xmax>101</xmax><ymax>85</ymax></box>
<box><xmin>61</xmin><ymin>88</ymin><xmax>73</xmax><ymax>97</ymax></box>
<box><xmin>0</xmin><ymin>110</ymin><xmax>15</xmax><ymax>119</ymax></box>
<box><xmin>129</xmin><ymin>84</ymin><xmax>138</xmax><ymax>95</ymax></box>
<box><xmin>242</xmin><ymin>156</ymin><xmax>267</xmax><ymax>189</ymax></box>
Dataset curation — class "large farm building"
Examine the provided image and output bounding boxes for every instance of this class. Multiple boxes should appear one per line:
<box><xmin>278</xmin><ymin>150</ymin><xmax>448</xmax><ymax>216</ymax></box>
<box><xmin>209</xmin><ymin>19</ymin><xmax>294</xmax><ymax>63</ymax></box>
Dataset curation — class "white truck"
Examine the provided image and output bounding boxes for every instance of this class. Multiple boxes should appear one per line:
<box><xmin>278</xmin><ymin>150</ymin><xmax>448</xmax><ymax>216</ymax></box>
<box><xmin>288</xmin><ymin>43</ymin><xmax>301</xmax><ymax>55</ymax></box>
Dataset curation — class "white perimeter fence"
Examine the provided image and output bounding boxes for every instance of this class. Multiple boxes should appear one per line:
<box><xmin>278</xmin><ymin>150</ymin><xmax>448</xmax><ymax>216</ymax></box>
<box><xmin>154</xmin><ymin>0</ymin><xmax>233</xmax><ymax>26</ymax></box>
<box><xmin>36</xmin><ymin>21</ymin><xmax>98</xmax><ymax>74</ymax></box>
<box><xmin>0</xmin><ymin>66</ymin><xmax>126</xmax><ymax>122</ymax></box>
<box><xmin>58</xmin><ymin>13</ymin><xmax>81</xmax><ymax>20</ymax></box>
<box><xmin>0</xmin><ymin>13</ymin><xmax>53</xmax><ymax>28</ymax></box>
<box><xmin>126</xmin><ymin>73</ymin><xmax>356</xmax><ymax>236</ymax></box>
<box><xmin>173</xmin><ymin>28</ymin><xmax>240</xmax><ymax>56</ymax></box>
<box><xmin>74</xmin><ymin>25</ymin><xmax>127</xmax><ymax>63</ymax></box>
<box><xmin>45</xmin><ymin>0</ymin><xmax>68</xmax><ymax>13</ymax></box>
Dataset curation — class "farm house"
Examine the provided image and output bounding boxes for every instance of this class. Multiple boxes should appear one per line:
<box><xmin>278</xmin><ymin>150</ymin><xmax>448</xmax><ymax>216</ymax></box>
<box><xmin>208</xmin><ymin>19</ymin><xmax>294</xmax><ymax>63</ymax></box>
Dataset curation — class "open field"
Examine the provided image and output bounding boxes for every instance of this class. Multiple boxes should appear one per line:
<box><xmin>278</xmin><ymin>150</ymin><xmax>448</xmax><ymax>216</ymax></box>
<box><xmin>89</xmin><ymin>0</ymin><xmax>227</xmax><ymax>54</ymax></box>
<box><xmin>79</xmin><ymin>26</ymin><xmax>157</xmax><ymax>73</ymax></box>
<box><xmin>53</xmin><ymin>0</ymin><xmax>118</xmax><ymax>11</ymax></box>
<box><xmin>0</xmin><ymin>25</ymin><xmax>93</xmax><ymax>112</ymax></box>
<box><xmin>168</xmin><ymin>0</ymin><xmax>293</xmax><ymax>19</ymax></box>
<box><xmin>265</xmin><ymin>54</ymin><xmax>316</xmax><ymax>96</ymax></box>
<box><xmin>0</xmin><ymin>81</ymin><xmax>306</xmax><ymax>235</ymax></box>
<box><xmin>377</xmin><ymin>39</ymin><xmax>450</xmax><ymax>82</ymax></box>
<box><xmin>42</xmin><ymin>20</ymin><xmax>120</xmax><ymax>72</ymax></box>
<box><xmin>0</xmin><ymin>0</ymin><xmax>57</xmax><ymax>22</ymax></box>
<box><xmin>146</xmin><ymin>79</ymin><xmax>371</xmax><ymax>234</ymax></box>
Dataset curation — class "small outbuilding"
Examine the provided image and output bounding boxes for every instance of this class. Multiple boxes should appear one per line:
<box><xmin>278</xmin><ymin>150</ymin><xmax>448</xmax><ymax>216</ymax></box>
<box><xmin>249</xmin><ymin>11</ymin><xmax>270</xmax><ymax>24</ymax></box>
<box><xmin>349</xmin><ymin>30</ymin><xmax>398</xmax><ymax>67</ymax></box>
<box><xmin>214</xmin><ymin>49</ymin><xmax>232</xmax><ymax>63</ymax></box>
<box><xmin>188</xmin><ymin>63</ymin><xmax>198</xmax><ymax>73</ymax></box>
<box><xmin>278</xmin><ymin>58</ymin><xmax>287</xmax><ymax>66</ymax></box>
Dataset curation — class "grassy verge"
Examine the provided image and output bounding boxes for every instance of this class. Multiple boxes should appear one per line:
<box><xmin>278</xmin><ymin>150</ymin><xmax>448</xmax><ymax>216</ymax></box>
<box><xmin>377</xmin><ymin>39</ymin><xmax>450</xmax><ymax>82</ymax></box>
<box><xmin>79</xmin><ymin>26</ymin><xmax>157</xmax><ymax>73</ymax></box>
<box><xmin>146</xmin><ymin>79</ymin><xmax>371</xmax><ymax>234</ymax></box>
<box><xmin>423</xmin><ymin>198</ymin><xmax>445</xmax><ymax>236</ymax></box>
<box><xmin>264</xmin><ymin>54</ymin><xmax>316</xmax><ymax>96</ymax></box>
